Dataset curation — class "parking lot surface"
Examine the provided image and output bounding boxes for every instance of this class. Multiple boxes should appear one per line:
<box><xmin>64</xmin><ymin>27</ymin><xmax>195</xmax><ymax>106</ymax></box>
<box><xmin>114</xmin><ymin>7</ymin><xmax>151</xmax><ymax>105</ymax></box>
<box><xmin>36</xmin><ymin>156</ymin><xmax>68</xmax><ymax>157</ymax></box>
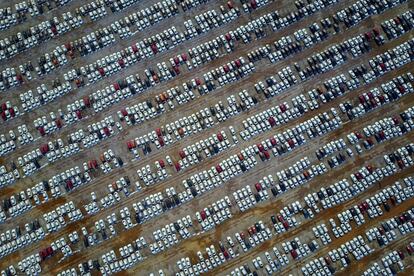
<box><xmin>0</xmin><ymin>0</ymin><xmax>414</xmax><ymax>275</ymax></box>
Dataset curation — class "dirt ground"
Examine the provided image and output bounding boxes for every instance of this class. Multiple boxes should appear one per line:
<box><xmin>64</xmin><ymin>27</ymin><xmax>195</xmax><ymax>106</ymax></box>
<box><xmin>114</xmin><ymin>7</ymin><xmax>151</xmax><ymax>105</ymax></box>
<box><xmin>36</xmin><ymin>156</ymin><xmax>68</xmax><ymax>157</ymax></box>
<box><xmin>0</xmin><ymin>0</ymin><xmax>413</xmax><ymax>275</ymax></box>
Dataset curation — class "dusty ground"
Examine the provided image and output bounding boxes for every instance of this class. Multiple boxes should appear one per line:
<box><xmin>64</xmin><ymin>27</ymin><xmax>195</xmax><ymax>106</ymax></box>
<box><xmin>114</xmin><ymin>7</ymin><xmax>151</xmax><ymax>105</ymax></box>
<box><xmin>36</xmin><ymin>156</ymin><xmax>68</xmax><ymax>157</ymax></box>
<box><xmin>0</xmin><ymin>0</ymin><xmax>413</xmax><ymax>275</ymax></box>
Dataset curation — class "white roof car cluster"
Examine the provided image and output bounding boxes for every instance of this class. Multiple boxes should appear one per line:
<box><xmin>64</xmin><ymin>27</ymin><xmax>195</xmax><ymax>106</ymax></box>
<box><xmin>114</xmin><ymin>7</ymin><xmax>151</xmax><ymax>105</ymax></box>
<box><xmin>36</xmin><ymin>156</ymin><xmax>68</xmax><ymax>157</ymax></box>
<box><xmin>1</xmin><ymin>0</ymin><xmax>414</xmax><ymax>275</ymax></box>
<box><xmin>363</xmin><ymin>250</ymin><xmax>405</xmax><ymax>275</ymax></box>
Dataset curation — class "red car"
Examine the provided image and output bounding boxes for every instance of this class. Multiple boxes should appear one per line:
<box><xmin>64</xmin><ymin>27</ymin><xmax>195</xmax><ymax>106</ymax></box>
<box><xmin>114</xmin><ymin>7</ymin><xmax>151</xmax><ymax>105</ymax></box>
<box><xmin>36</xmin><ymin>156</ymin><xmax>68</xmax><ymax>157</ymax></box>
<box><xmin>290</xmin><ymin>249</ymin><xmax>298</xmax><ymax>259</ymax></box>
<box><xmin>127</xmin><ymin>140</ymin><xmax>136</xmax><ymax>150</ymax></box>
<box><xmin>406</xmin><ymin>245</ymin><xmax>414</xmax><ymax>255</ymax></box>
<box><xmin>179</xmin><ymin>150</ymin><xmax>186</xmax><ymax>159</ymax></box>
